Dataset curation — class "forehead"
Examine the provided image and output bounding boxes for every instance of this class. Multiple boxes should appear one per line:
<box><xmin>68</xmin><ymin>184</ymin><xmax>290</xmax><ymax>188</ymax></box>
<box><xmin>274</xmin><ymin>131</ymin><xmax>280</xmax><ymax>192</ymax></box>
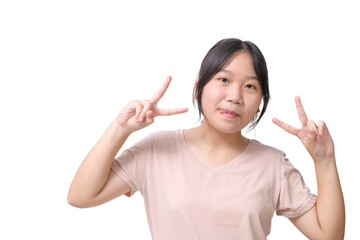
<box><xmin>225</xmin><ymin>51</ymin><xmax>253</xmax><ymax>68</ymax></box>
<box><xmin>218</xmin><ymin>51</ymin><xmax>257</xmax><ymax>78</ymax></box>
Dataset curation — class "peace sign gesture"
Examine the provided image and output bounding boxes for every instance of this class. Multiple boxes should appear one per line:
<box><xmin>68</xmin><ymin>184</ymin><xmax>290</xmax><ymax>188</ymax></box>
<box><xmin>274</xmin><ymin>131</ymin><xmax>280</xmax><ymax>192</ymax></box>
<box><xmin>116</xmin><ymin>76</ymin><xmax>188</xmax><ymax>134</ymax></box>
<box><xmin>272</xmin><ymin>96</ymin><xmax>335</xmax><ymax>162</ymax></box>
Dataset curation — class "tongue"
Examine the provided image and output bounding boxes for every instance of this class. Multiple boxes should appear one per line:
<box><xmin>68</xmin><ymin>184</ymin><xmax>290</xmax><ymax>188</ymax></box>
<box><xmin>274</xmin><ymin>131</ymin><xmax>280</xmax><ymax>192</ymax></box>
<box><xmin>221</xmin><ymin>109</ymin><xmax>237</xmax><ymax>116</ymax></box>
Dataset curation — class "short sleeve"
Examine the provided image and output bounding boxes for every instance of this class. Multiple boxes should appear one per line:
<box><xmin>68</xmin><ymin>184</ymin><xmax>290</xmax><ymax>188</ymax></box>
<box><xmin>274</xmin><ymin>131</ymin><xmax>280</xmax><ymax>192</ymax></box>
<box><xmin>276</xmin><ymin>152</ymin><xmax>317</xmax><ymax>218</ymax></box>
<box><xmin>111</xmin><ymin>134</ymin><xmax>152</xmax><ymax>197</ymax></box>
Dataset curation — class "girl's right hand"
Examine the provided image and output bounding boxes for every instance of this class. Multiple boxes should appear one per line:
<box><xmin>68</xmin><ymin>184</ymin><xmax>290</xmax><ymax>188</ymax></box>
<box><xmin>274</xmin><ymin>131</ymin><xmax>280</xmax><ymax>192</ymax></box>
<box><xmin>115</xmin><ymin>76</ymin><xmax>188</xmax><ymax>134</ymax></box>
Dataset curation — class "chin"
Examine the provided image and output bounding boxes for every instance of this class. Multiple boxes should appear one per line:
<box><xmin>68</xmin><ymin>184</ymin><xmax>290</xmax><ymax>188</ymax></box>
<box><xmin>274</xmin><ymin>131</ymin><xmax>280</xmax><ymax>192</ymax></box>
<box><xmin>208</xmin><ymin>122</ymin><xmax>245</xmax><ymax>134</ymax></box>
<box><xmin>219</xmin><ymin>127</ymin><xmax>244</xmax><ymax>134</ymax></box>
<box><xmin>202</xmin><ymin>115</ymin><xmax>249</xmax><ymax>134</ymax></box>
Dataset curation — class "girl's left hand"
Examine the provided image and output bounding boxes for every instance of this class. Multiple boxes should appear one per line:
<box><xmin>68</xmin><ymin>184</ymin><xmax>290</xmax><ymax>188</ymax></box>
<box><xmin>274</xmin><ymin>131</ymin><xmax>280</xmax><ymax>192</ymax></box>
<box><xmin>272</xmin><ymin>96</ymin><xmax>335</xmax><ymax>162</ymax></box>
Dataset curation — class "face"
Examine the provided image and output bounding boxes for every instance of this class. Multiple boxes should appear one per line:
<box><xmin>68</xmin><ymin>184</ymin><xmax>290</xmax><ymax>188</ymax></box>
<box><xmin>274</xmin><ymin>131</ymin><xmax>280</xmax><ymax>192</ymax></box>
<box><xmin>200</xmin><ymin>51</ymin><xmax>262</xmax><ymax>134</ymax></box>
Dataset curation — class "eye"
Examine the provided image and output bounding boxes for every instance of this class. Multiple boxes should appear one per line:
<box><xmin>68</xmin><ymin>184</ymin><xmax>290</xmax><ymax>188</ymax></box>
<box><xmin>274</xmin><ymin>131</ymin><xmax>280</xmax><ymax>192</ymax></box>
<box><xmin>245</xmin><ymin>84</ymin><xmax>256</xmax><ymax>89</ymax></box>
<box><xmin>219</xmin><ymin>78</ymin><xmax>229</xmax><ymax>83</ymax></box>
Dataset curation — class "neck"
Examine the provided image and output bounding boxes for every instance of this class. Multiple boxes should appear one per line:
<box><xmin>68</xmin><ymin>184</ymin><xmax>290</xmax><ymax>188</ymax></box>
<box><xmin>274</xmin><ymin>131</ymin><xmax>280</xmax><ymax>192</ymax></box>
<box><xmin>192</xmin><ymin>119</ymin><xmax>248</xmax><ymax>150</ymax></box>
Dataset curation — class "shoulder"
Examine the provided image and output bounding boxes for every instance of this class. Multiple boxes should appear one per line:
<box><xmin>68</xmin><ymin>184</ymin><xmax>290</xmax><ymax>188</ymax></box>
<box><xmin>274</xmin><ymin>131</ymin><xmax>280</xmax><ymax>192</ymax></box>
<box><xmin>250</xmin><ymin>139</ymin><xmax>283</xmax><ymax>155</ymax></box>
<box><xmin>149</xmin><ymin>129</ymin><xmax>181</xmax><ymax>143</ymax></box>
<box><xmin>132</xmin><ymin>129</ymin><xmax>179</xmax><ymax>144</ymax></box>
<box><xmin>150</xmin><ymin>129</ymin><xmax>180</xmax><ymax>138</ymax></box>
<box><xmin>130</xmin><ymin>130</ymin><xmax>185</xmax><ymax>161</ymax></box>
<box><xmin>124</xmin><ymin>129</ymin><xmax>181</xmax><ymax>157</ymax></box>
<box><xmin>141</xmin><ymin>129</ymin><xmax>183</xmax><ymax>150</ymax></box>
<box><xmin>248</xmin><ymin>139</ymin><xmax>285</xmax><ymax>163</ymax></box>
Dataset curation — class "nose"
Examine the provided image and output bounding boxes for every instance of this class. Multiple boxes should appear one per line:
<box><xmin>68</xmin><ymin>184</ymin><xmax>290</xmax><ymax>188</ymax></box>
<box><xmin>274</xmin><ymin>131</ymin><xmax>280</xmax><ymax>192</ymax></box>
<box><xmin>226</xmin><ymin>87</ymin><xmax>242</xmax><ymax>104</ymax></box>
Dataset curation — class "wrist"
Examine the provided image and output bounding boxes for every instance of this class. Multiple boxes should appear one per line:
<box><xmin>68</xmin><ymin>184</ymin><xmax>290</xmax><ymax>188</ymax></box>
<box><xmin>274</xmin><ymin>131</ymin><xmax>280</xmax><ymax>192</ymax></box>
<box><xmin>110</xmin><ymin>120</ymin><xmax>133</xmax><ymax>138</ymax></box>
<box><xmin>313</xmin><ymin>155</ymin><xmax>336</xmax><ymax>168</ymax></box>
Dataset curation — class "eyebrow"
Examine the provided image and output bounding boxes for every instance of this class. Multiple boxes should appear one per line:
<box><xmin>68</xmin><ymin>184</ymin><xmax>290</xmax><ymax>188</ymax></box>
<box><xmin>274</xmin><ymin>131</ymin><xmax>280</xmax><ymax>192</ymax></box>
<box><xmin>218</xmin><ymin>69</ymin><xmax>259</xmax><ymax>81</ymax></box>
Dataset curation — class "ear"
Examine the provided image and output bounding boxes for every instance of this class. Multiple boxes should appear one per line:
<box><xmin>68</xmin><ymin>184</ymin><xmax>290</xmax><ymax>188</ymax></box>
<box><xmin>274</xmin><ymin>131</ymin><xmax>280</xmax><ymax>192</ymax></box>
<box><xmin>193</xmin><ymin>81</ymin><xmax>199</xmax><ymax>98</ymax></box>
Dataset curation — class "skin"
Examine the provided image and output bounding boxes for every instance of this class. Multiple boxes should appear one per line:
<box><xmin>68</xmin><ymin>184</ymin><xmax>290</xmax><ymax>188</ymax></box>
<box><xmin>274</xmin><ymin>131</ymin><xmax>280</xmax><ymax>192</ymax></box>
<box><xmin>68</xmin><ymin>51</ymin><xmax>345</xmax><ymax>239</ymax></box>
<box><xmin>184</xmin><ymin>51</ymin><xmax>263</xmax><ymax>168</ymax></box>
<box><xmin>67</xmin><ymin>76</ymin><xmax>188</xmax><ymax>207</ymax></box>
<box><xmin>187</xmin><ymin>51</ymin><xmax>345</xmax><ymax>238</ymax></box>
<box><xmin>273</xmin><ymin>97</ymin><xmax>345</xmax><ymax>239</ymax></box>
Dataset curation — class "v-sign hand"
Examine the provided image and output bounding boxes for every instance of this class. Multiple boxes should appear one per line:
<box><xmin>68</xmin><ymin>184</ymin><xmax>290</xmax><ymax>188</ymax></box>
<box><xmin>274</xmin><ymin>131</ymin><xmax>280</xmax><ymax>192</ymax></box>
<box><xmin>147</xmin><ymin>75</ymin><xmax>189</xmax><ymax>118</ymax></box>
<box><xmin>272</xmin><ymin>96</ymin><xmax>335</xmax><ymax>162</ymax></box>
<box><xmin>116</xmin><ymin>76</ymin><xmax>188</xmax><ymax>134</ymax></box>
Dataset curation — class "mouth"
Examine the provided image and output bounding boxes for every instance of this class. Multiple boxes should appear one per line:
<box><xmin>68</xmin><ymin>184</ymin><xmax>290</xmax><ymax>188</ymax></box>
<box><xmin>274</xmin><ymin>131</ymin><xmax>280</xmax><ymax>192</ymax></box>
<box><xmin>219</xmin><ymin>109</ymin><xmax>239</xmax><ymax>118</ymax></box>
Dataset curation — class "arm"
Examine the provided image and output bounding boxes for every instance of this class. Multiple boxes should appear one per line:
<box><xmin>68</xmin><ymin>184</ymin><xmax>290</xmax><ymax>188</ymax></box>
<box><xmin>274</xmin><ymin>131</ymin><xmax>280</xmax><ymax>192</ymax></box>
<box><xmin>67</xmin><ymin>121</ymin><xmax>132</xmax><ymax>208</ymax></box>
<box><xmin>67</xmin><ymin>76</ymin><xmax>188</xmax><ymax>208</ymax></box>
<box><xmin>273</xmin><ymin>96</ymin><xmax>345</xmax><ymax>240</ymax></box>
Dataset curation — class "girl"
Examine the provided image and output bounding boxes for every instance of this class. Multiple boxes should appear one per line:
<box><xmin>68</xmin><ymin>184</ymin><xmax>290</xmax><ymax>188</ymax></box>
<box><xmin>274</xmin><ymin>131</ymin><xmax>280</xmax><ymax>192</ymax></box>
<box><xmin>68</xmin><ymin>38</ymin><xmax>345</xmax><ymax>239</ymax></box>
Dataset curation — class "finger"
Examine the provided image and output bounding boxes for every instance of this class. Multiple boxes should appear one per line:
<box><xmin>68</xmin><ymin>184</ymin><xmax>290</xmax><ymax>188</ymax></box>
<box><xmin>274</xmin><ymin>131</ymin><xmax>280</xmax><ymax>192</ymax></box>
<box><xmin>157</xmin><ymin>107</ymin><xmax>188</xmax><ymax>116</ymax></box>
<box><xmin>318</xmin><ymin>120</ymin><xmax>326</xmax><ymax>136</ymax></box>
<box><xmin>272</xmin><ymin>117</ymin><xmax>298</xmax><ymax>136</ymax></box>
<box><xmin>145</xmin><ymin>110</ymin><xmax>154</xmax><ymax>124</ymax></box>
<box><xmin>307</xmin><ymin>120</ymin><xmax>318</xmax><ymax>135</ymax></box>
<box><xmin>295</xmin><ymin>96</ymin><xmax>308</xmax><ymax>127</ymax></box>
<box><xmin>150</xmin><ymin>75</ymin><xmax>172</xmax><ymax>104</ymax></box>
<box><xmin>133</xmin><ymin>101</ymin><xmax>144</xmax><ymax>123</ymax></box>
<box><xmin>136</xmin><ymin>101</ymin><xmax>153</xmax><ymax>123</ymax></box>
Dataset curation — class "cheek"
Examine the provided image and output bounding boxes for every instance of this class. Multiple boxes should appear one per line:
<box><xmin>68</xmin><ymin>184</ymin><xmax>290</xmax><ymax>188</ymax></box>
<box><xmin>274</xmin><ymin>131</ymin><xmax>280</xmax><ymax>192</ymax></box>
<box><xmin>202</xmin><ymin>88</ymin><xmax>224</xmax><ymax>111</ymax></box>
<box><xmin>202</xmin><ymin>85</ymin><xmax>215</xmax><ymax>104</ymax></box>
<box><xmin>244</xmin><ymin>94</ymin><xmax>262</xmax><ymax>111</ymax></box>
<box><xmin>200</xmin><ymin>88</ymin><xmax>219</xmax><ymax>117</ymax></box>
<box><xmin>250</xmin><ymin>98</ymin><xmax>262</xmax><ymax>115</ymax></box>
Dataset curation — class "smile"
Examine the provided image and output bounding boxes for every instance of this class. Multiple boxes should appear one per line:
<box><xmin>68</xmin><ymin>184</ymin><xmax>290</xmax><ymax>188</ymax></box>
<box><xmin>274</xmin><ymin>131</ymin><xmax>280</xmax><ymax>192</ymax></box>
<box><xmin>219</xmin><ymin>109</ymin><xmax>239</xmax><ymax>118</ymax></box>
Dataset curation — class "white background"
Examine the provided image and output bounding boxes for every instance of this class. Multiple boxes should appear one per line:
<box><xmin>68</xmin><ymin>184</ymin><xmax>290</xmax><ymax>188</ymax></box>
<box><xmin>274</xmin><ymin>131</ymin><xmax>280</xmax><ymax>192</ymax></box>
<box><xmin>1</xmin><ymin>0</ymin><xmax>359</xmax><ymax>239</ymax></box>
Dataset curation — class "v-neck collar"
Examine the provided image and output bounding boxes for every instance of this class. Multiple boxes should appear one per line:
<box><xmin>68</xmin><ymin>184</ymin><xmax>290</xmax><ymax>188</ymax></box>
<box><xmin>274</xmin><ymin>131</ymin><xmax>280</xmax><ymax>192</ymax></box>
<box><xmin>178</xmin><ymin>129</ymin><xmax>253</xmax><ymax>173</ymax></box>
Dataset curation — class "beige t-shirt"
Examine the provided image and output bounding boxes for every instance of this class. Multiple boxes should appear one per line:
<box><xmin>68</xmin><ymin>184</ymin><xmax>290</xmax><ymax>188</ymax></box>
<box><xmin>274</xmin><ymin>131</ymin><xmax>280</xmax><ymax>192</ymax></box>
<box><xmin>111</xmin><ymin>130</ymin><xmax>317</xmax><ymax>240</ymax></box>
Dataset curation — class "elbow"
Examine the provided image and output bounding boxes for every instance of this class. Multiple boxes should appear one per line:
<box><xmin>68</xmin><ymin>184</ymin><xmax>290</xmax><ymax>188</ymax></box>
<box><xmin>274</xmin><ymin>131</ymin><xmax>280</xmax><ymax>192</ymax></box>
<box><xmin>67</xmin><ymin>196</ymin><xmax>80</xmax><ymax>208</ymax></box>
<box><xmin>67</xmin><ymin>191</ymin><xmax>91</xmax><ymax>209</ymax></box>
<box><xmin>317</xmin><ymin>228</ymin><xmax>345</xmax><ymax>240</ymax></box>
<box><xmin>329</xmin><ymin>230</ymin><xmax>345</xmax><ymax>240</ymax></box>
<box><xmin>319</xmin><ymin>234</ymin><xmax>344</xmax><ymax>240</ymax></box>
<box><xmin>67</xmin><ymin>193</ymin><xmax>82</xmax><ymax>208</ymax></box>
<box><xmin>323</xmin><ymin>220</ymin><xmax>346</xmax><ymax>240</ymax></box>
